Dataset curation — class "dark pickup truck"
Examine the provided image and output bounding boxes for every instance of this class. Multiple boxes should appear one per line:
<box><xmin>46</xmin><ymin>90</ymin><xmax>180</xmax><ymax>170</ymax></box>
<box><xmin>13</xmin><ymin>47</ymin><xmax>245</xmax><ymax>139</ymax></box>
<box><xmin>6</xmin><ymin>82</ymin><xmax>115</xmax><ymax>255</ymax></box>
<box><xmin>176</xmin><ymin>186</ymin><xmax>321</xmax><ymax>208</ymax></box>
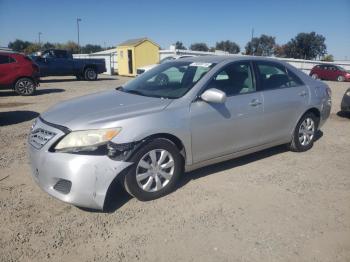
<box><xmin>31</xmin><ymin>49</ymin><xmax>106</xmax><ymax>81</ymax></box>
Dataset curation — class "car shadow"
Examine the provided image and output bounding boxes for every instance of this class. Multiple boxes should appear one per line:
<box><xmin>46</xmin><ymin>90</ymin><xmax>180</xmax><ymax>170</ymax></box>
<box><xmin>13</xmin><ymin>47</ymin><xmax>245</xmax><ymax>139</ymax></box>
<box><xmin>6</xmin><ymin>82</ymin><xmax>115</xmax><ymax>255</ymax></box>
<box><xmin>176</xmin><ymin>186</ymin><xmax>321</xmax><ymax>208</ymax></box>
<box><xmin>0</xmin><ymin>88</ymin><xmax>65</xmax><ymax>97</ymax></box>
<box><xmin>337</xmin><ymin>111</ymin><xmax>350</xmax><ymax>119</ymax></box>
<box><xmin>40</xmin><ymin>77</ymin><xmax>117</xmax><ymax>83</ymax></box>
<box><xmin>0</xmin><ymin>110</ymin><xmax>39</xmax><ymax>126</ymax></box>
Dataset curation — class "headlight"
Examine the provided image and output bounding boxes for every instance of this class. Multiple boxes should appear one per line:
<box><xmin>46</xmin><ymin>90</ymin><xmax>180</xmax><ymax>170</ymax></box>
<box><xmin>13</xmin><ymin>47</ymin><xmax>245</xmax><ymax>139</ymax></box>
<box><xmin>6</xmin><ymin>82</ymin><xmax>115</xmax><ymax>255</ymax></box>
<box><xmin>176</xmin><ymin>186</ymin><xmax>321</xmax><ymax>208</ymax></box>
<box><xmin>55</xmin><ymin>127</ymin><xmax>121</xmax><ymax>152</ymax></box>
<box><xmin>346</xmin><ymin>91</ymin><xmax>350</xmax><ymax>96</ymax></box>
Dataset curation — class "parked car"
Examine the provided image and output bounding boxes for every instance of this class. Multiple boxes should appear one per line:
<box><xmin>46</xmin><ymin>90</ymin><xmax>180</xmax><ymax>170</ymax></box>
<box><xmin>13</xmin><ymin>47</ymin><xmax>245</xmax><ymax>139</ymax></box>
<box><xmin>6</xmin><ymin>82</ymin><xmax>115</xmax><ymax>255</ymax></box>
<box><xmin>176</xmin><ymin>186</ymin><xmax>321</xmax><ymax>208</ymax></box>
<box><xmin>310</xmin><ymin>64</ymin><xmax>350</xmax><ymax>82</ymax></box>
<box><xmin>0</xmin><ymin>52</ymin><xmax>40</xmax><ymax>95</ymax></box>
<box><xmin>341</xmin><ymin>88</ymin><xmax>350</xmax><ymax>113</ymax></box>
<box><xmin>136</xmin><ymin>55</ymin><xmax>196</xmax><ymax>75</ymax></box>
<box><xmin>28</xmin><ymin>56</ymin><xmax>331</xmax><ymax>210</ymax></box>
<box><xmin>31</xmin><ymin>49</ymin><xmax>106</xmax><ymax>80</ymax></box>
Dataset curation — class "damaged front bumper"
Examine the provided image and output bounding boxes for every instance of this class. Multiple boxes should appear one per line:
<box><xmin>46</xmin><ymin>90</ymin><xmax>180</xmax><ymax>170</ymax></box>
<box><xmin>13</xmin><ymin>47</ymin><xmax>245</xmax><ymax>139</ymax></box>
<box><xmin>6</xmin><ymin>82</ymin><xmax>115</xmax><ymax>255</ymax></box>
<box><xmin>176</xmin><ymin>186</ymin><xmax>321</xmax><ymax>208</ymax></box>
<box><xmin>27</xmin><ymin>118</ymin><xmax>133</xmax><ymax>210</ymax></box>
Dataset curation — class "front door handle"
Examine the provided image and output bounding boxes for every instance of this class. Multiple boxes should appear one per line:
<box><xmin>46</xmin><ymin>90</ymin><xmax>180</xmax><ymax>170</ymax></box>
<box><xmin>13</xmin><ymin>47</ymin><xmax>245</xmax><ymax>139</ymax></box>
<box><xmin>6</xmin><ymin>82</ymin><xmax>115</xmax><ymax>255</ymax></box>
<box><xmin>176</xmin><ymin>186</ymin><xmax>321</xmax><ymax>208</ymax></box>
<box><xmin>249</xmin><ymin>99</ymin><xmax>262</xmax><ymax>107</ymax></box>
<box><xmin>299</xmin><ymin>91</ymin><xmax>308</xmax><ymax>97</ymax></box>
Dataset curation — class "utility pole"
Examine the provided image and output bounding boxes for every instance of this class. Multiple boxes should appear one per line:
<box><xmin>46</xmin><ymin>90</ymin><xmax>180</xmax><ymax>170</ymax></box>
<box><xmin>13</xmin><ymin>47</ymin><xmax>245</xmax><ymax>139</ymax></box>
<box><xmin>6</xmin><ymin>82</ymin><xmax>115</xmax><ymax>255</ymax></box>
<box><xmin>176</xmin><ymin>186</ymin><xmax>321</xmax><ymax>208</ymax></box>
<box><xmin>251</xmin><ymin>28</ymin><xmax>254</xmax><ymax>56</ymax></box>
<box><xmin>77</xmin><ymin>18</ymin><xmax>82</xmax><ymax>53</ymax></box>
<box><xmin>38</xmin><ymin>32</ymin><xmax>42</xmax><ymax>46</ymax></box>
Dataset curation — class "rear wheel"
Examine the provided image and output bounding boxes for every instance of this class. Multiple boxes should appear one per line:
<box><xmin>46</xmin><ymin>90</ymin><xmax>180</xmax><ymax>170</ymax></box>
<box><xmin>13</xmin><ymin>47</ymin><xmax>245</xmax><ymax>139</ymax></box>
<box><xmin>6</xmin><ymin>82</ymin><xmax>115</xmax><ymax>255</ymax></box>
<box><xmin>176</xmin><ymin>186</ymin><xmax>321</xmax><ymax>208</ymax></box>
<box><xmin>14</xmin><ymin>78</ymin><xmax>36</xmax><ymax>96</ymax></box>
<box><xmin>84</xmin><ymin>67</ymin><xmax>97</xmax><ymax>81</ymax></box>
<box><xmin>337</xmin><ymin>75</ymin><xmax>345</xmax><ymax>82</ymax></box>
<box><xmin>124</xmin><ymin>138</ymin><xmax>183</xmax><ymax>201</ymax></box>
<box><xmin>288</xmin><ymin>112</ymin><xmax>318</xmax><ymax>152</ymax></box>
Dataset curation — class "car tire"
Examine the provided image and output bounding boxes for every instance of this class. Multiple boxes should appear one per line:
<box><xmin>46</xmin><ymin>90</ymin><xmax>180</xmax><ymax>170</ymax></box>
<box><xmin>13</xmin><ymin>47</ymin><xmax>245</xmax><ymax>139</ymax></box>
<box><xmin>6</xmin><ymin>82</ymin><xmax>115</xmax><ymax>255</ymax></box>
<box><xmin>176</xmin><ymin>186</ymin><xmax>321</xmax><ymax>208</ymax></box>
<box><xmin>311</xmin><ymin>73</ymin><xmax>318</xmax><ymax>80</ymax></box>
<box><xmin>14</xmin><ymin>77</ymin><xmax>36</xmax><ymax>96</ymax></box>
<box><xmin>337</xmin><ymin>75</ymin><xmax>345</xmax><ymax>82</ymax></box>
<box><xmin>288</xmin><ymin>112</ymin><xmax>318</xmax><ymax>152</ymax></box>
<box><xmin>124</xmin><ymin>138</ymin><xmax>183</xmax><ymax>201</ymax></box>
<box><xmin>84</xmin><ymin>67</ymin><xmax>98</xmax><ymax>81</ymax></box>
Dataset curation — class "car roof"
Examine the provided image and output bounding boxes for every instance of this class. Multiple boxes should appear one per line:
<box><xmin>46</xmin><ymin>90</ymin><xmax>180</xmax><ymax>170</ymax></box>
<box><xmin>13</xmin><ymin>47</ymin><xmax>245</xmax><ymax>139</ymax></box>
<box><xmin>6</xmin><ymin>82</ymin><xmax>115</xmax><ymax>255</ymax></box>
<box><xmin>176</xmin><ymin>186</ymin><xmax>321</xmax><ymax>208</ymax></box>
<box><xmin>178</xmin><ymin>55</ymin><xmax>288</xmax><ymax>64</ymax></box>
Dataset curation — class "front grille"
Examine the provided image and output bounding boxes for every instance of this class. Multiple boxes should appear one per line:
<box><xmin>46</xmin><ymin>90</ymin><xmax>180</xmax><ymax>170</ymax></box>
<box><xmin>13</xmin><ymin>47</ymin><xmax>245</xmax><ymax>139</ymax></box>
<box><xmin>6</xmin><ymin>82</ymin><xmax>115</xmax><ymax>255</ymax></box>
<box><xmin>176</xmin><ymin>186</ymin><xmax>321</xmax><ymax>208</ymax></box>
<box><xmin>53</xmin><ymin>179</ymin><xmax>72</xmax><ymax>194</ymax></box>
<box><xmin>29</xmin><ymin>128</ymin><xmax>56</xmax><ymax>149</ymax></box>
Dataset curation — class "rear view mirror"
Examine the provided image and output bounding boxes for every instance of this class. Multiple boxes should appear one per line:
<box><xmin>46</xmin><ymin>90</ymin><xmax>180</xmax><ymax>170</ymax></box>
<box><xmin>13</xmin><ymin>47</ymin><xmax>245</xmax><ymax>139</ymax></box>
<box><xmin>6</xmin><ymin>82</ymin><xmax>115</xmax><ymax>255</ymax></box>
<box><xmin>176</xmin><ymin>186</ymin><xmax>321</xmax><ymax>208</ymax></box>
<box><xmin>201</xmin><ymin>88</ymin><xmax>227</xmax><ymax>104</ymax></box>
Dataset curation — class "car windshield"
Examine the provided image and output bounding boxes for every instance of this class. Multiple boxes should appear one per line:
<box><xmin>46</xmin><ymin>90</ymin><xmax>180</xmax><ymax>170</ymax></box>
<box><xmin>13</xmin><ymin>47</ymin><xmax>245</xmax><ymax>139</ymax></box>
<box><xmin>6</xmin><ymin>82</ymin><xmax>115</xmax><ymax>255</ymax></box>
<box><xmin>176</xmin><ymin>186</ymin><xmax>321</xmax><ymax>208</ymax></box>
<box><xmin>120</xmin><ymin>61</ymin><xmax>216</xmax><ymax>99</ymax></box>
<box><xmin>337</xmin><ymin>66</ymin><xmax>346</xmax><ymax>71</ymax></box>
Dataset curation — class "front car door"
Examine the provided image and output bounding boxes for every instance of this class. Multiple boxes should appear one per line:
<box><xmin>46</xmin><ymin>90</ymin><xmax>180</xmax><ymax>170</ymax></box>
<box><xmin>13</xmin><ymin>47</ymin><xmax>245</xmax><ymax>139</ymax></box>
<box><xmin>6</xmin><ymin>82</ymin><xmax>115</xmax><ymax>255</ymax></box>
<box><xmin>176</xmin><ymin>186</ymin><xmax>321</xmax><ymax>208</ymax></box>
<box><xmin>254</xmin><ymin>61</ymin><xmax>309</xmax><ymax>144</ymax></box>
<box><xmin>190</xmin><ymin>61</ymin><xmax>264</xmax><ymax>163</ymax></box>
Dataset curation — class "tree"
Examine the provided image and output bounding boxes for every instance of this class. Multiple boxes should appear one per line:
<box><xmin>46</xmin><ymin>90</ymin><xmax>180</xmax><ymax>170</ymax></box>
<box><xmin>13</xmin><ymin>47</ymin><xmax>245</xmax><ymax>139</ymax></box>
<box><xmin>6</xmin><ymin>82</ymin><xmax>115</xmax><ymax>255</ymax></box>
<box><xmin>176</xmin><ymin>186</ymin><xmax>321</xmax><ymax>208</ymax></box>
<box><xmin>283</xmin><ymin>32</ymin><xmax>326</xmax><ymax>60</ymax></box>
<box><xmin>190</xmin><ymin>42</ymin><xmax>209</xmax><ymax>52</ymax></box>
<box><xmin>274</xmin><ymin>44</ymin><xmax>287</xmax><ymax>58</ymax></box>
<box><xmin>215</xmin><ymin>40</ymin><xmax>240</xmax><ymax>54</ymax></box>
<box><xmin>8</xmin><ymin>39</ymin><xmax>31</xmax><ymax>52</ymax></box>
<box><xmin>81</xmin><ymin>44</ymin><xmax>103</xmax><ymax>54</ymax></box>
<box><xmin>174</xmin><ymin>41</ymin><xmax>186</xmax><ymax>50</ymax></box>
<box><xmin>321</xmin><ymin>54</ymin><xmax>334</xmax><ymax>62</ymax></box>
<box><xmin>63</xmin><ymin>41</ymin><xmax>80</xmax><ymax>53</ymax></box>
<box><xmin>42</xmin><ymin>42</ymin><xmax>55</xmax><ymax>50</ymax></box>
<box><xmin>24</xmin><ymin>43</ymin><xmax>41</xmax><ymax>54</ymax></box>
<box><xmin>245</xmin><ymin>34</ymin><xmax>276</xmax><ymax>56</ymax></box>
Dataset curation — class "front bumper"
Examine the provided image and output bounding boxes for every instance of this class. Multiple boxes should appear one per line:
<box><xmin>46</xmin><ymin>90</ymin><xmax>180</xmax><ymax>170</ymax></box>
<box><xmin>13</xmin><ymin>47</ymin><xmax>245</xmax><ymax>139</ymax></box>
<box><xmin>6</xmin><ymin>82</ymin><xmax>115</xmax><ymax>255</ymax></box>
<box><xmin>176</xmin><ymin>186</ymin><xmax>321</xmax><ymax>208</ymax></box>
<box><xmin>27</xmin><ymin>118</ymin><xmax>132</xmax><ymax>210</ymax></box>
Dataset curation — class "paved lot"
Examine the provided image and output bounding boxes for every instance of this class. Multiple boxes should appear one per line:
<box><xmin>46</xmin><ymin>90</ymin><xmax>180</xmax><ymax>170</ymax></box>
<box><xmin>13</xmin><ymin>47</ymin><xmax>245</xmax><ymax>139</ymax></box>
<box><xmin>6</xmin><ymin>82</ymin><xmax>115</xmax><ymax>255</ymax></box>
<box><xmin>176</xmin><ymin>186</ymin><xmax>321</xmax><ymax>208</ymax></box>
<box><xmin>0</xmin><ymin>76</ymin><xmax>349</xmax><ymax>262</ymax></box>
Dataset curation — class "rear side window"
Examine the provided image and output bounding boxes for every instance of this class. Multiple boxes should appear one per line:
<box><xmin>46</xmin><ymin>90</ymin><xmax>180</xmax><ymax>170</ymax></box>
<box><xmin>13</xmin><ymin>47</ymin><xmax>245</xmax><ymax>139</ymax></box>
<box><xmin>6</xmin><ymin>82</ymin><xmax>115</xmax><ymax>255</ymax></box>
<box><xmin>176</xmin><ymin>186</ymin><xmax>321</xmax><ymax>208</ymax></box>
<box><xmin>0</xmin><ymin>54</ymin><xmax>14</xmax><ymax>64</ymax></box>
<box><xmin>256</xmin><ymin>62</ymin><xmax>303</xmax><ymax>90</ymax></box>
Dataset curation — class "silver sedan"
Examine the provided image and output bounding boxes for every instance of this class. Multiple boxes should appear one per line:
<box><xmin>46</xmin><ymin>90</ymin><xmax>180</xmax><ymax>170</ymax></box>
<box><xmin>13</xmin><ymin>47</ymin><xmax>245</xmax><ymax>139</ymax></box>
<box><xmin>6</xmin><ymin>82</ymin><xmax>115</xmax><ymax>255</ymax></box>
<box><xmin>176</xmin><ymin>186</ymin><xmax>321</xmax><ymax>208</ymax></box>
<box><xmin>28</xmin><ymin>56</ymin><xmax>331</xmax><ymax>210</ymax></box>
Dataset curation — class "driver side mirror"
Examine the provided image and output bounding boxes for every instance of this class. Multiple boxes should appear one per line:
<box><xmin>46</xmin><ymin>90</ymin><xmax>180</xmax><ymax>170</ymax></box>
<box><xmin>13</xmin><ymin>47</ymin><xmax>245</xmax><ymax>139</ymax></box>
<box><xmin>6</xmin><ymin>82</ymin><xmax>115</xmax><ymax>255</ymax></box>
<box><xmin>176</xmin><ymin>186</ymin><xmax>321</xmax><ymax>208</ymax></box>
<box><xmin>201</xmin><ymin>88</ymin><xmax>227</xmax><ymax>104</ymax></box>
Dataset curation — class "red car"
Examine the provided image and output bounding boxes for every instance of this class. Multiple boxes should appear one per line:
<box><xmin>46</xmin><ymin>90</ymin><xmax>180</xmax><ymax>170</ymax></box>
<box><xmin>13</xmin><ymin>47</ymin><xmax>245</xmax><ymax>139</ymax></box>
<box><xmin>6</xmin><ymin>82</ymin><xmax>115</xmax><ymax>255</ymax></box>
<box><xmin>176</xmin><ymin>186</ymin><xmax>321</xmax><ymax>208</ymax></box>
<box><xmin>0</xmin><ymin>52</ymin><xmax>40</xmax><ymax>95</ymax></box>
<box><xmin>310</xmin><ymin>64</ymin><xmax>350</xmax><ymax>82</ymax></box>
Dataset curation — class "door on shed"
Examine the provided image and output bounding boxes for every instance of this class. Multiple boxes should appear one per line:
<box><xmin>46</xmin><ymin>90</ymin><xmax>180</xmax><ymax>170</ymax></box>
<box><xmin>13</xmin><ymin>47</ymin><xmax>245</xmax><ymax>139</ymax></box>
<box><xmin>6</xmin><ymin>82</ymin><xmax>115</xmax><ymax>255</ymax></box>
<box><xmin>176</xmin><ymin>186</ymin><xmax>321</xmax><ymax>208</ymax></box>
<box><xmin>128</xmin><ymin>50</ymin><xmax>133</xmax><ymax>75</ymax></box>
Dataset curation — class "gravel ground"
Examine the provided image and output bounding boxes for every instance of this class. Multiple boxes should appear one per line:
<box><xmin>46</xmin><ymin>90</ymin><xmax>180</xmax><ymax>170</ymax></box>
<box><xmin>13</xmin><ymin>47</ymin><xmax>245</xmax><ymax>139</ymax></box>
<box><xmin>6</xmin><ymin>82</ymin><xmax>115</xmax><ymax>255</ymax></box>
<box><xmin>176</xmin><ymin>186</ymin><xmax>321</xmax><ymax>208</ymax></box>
<box><xmin>0</xmin><ymin>76</ymin><xmax>349</xmax><ymax>262</ymax></box>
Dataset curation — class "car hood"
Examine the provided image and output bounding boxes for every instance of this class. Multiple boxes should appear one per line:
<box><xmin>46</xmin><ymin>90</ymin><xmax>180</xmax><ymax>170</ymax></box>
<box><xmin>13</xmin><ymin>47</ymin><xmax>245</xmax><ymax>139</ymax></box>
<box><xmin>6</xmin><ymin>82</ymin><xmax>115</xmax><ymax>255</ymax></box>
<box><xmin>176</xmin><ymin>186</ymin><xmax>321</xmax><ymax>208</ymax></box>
<box><xmin>41</xmin><ymin>90</ymin><xmax>172</xmax><ymax>130</ymax></box>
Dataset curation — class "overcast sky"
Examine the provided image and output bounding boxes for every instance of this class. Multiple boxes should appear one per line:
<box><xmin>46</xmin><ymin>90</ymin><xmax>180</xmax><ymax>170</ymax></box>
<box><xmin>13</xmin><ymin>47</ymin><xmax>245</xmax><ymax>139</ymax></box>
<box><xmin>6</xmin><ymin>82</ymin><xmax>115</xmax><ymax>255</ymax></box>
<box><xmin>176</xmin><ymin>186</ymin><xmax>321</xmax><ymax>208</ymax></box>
<box><xmin>0</xmin><ymin>0</ymin><xmax>349</xmax><ymax>59</ymax></box>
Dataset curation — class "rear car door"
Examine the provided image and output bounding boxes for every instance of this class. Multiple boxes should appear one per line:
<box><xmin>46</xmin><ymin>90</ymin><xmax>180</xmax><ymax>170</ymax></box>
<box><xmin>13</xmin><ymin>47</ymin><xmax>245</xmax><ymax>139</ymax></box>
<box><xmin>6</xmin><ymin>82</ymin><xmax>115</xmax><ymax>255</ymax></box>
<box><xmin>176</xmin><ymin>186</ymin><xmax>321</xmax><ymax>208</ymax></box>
<box><xmin>190</xmin><ymin>61</ymin><xmax>264</xmax><ymax>163</ymax></box>
<box><xmin>0</xmin><ymin>54</ymin><xmax>17</xmax><ymax>85</ymax></box>
<box><xmin>254</xmin><ymin>61</ymin><xmax>309</xmax><ymax>144</ymax></box>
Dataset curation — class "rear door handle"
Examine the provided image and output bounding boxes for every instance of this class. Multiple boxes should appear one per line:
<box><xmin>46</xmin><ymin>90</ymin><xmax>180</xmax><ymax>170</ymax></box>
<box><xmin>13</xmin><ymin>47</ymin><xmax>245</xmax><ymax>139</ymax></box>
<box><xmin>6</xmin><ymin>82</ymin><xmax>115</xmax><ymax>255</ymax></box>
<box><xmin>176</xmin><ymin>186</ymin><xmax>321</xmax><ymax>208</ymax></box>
<box><xmin>249</xmin><ymin>99</ymin><xmax>262</xmax><ymax>107</ymax></box>
<box><xmin>299</xmin><ymin>91</ymin><xmax>308</xmax><ymax>97</ymax></box>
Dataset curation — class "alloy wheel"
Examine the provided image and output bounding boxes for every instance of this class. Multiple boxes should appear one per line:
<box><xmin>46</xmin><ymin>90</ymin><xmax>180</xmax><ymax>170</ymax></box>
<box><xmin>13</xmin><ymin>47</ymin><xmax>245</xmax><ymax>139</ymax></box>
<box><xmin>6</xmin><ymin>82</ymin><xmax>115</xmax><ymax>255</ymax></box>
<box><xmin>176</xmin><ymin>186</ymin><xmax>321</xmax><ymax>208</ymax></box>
<box><xmin>17</xmin><ymin>80</ymin><xmax>34</xmax><ymax>95</ymax></box>
<box><xmin>298</xmin><ymin>117</ymin><xmax>315</xmax><ymax>146</ymax></box>
<box><xmin>136</xmin><ymin>149</ymin><xmax>175</xmax><ymax>192</ymax></box>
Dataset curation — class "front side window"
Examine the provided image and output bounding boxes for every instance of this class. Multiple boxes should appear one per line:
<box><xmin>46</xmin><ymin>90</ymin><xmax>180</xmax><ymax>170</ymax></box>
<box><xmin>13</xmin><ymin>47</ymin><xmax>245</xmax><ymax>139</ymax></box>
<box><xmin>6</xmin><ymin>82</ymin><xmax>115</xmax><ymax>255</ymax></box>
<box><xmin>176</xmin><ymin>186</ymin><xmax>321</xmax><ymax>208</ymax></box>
<box><xmin>121</xmin><ymin>61</ymin><xmax>215</xmax><ymax>99</ymax></box>
<box><xmin>206</xmin><ymin>62</ymin><xmax>255</xmax><ymax>96</ymax></box>
<box><xmin>256</xmin><ymin>62</ymin><xmax>303</xmax><ymax>90</ymax></box>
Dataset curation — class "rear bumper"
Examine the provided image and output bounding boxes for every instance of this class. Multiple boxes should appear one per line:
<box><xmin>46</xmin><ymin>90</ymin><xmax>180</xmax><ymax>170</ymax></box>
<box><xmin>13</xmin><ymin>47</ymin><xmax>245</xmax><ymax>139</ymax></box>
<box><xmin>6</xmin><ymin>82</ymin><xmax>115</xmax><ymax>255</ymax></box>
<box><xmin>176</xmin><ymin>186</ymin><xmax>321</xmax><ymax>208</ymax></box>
<box><xmin>27</xmin><ymin>118</ymin><xmax>133</xmax><ymax>210</ymax></box>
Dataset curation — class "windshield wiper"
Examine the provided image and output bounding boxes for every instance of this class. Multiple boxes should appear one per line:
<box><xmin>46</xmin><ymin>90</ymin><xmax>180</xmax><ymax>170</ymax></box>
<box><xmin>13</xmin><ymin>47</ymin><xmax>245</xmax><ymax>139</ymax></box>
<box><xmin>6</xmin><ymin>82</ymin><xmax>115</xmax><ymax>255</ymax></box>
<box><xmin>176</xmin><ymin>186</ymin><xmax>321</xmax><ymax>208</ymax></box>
<box><xmin>122</xmin><ymin>89</ymin><xmax>146</xmax><ymax>96</ymax></box>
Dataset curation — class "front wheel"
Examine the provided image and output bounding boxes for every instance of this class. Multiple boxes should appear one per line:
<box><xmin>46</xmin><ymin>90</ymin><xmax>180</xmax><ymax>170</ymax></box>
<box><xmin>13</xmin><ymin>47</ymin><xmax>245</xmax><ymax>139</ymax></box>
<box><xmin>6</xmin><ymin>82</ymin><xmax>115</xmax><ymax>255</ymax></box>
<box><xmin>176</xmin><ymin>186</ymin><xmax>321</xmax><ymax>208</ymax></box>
<box><xmin>124</xmin><ymin>138</ymin><xmax>183</xmax><ymax>201</ymax></box>
<box><xmin>288</xmin><ymin>113</ymin><xmax>318</xmax><ymax>152</ymax></box>
<box><xmin>337</xmin><ymin>75</ymin><xmax>345</xmax><ymax>82</ymax></box>
<box><xmin>14</xmin><ymin>78</ymin><xmax>36</xmax><ymax>96</ymax></box>
<box><xmin>84</xmin><ymin>67</ymin><xmax>98</xmax><ymax>81</ymax></box>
